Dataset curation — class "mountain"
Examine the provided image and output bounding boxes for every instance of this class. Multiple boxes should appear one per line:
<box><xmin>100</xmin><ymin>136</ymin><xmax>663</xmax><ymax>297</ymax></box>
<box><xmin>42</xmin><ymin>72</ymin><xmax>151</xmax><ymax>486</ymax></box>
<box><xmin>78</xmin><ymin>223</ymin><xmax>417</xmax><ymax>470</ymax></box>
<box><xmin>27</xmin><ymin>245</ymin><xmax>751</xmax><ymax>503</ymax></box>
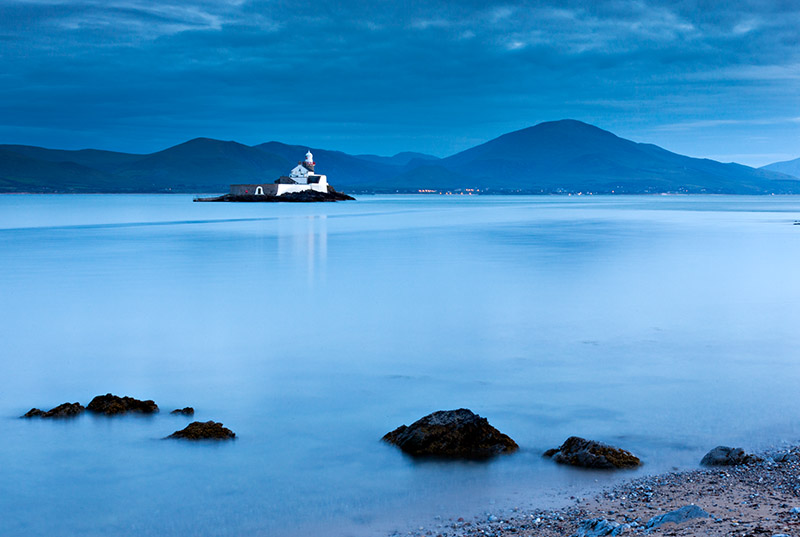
<box><xmin>1</xmin><ymin>120</ymin><xmax>798</xmax><ymax>194</ymax></box>
<box><xmin>761</xmin><ymin>157</ymin><xmax>800</xmax><ymax>179</ymax></box>
<box><xmin>114</xmin><ymin>138</ymin><xmax>293</xmax><ymax>191</ymax></box>
<box><xmin>438</xmin><ymin>120</ymin><xmax>799</xmax><ymax>194</ymax></box>
<box><xmin>0</xmin><ymin>147</ymin><xmax>122</xmax><ymax>192</ymax></box>
<box><xmin>0</xmin><ymin>145</ymin><xmax>143</xmax><ymax>173</ymax></box>
<box><xmin>354</xmin><ymin>151</ymin><xmax>440</xmax><ymax>167</ymax></box>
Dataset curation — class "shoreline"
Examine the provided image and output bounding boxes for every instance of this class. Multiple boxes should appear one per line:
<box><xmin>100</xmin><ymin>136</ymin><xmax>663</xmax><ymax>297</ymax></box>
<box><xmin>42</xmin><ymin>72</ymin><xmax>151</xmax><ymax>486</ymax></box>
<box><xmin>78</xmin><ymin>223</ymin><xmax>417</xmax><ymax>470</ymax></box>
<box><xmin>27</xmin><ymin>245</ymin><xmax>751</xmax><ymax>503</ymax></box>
<box><xmin>395</xmin><ymin>445</ymin><xmax>800</xmax><ymax>536</ymax></box>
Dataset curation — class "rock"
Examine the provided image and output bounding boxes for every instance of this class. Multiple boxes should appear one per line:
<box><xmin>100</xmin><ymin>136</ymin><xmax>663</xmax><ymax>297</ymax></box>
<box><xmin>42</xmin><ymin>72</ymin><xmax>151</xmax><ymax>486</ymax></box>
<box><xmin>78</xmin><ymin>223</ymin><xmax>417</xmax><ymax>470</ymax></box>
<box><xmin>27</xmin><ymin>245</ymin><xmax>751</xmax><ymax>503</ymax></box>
<box><xmin>86</xmin><ymin>393</ymin><xmax>158</xmax><ymax>415</ymax></box>
<box><xmin>167</xmin><ymin>421</ymin><xmax>235</xmax><ymax>440</ymax></box>
<box><xmin>571</xmin><ymin>518</ymin><xmax>630</xmax><ymax>537</ymax></box>
<box><xmin>544</xmin><ymin>436</ymin><xmax>641</xmax><ymax>469</ymax></box>
<box><xmin>170</xmin><ymin>407</ymin><xmax>195</xmax><ymax>416</ymax></box>
<box><xmin>22</xmin><ymin>402</ymin><xmax>85</xmax><ymax>419</ymax></box>
<box><xmin>645</xmin><ymin>505</ymin><xmax>709</xmax><ymax>530</ymax></box>
<box><xmin>194</xmin><ymin>189</ymin><xmax>354</xmax><ymax>203</ymax></box>
<box><xmin>382</xmin><ymin>409</ymin><xmax>518</xmax><ymax>459</ymax></box>
<box><xmin>700</xmin><ymin>446</ymin><xmax>762</xmax><ymax>466</ymax></box>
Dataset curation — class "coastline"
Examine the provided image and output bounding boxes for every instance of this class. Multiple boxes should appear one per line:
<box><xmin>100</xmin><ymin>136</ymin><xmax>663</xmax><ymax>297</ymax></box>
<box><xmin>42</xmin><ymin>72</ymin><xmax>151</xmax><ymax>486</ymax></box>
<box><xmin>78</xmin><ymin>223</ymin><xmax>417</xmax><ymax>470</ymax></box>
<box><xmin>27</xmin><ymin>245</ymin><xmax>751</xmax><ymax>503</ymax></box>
<box><xmin>396</xmin><ymin>445</ymin><xmax>800</xmax><ymax>537</ymax></box>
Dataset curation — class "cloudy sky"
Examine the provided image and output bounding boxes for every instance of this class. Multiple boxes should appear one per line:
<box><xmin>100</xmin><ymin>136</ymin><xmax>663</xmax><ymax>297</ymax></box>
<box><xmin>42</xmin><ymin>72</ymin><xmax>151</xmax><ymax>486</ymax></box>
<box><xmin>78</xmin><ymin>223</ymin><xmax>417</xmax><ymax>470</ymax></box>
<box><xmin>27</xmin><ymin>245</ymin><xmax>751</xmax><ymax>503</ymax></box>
<box><xmin>1</xmin><ymin>0</ymin><xmax>798</xmax><ymax>165</ymax></box>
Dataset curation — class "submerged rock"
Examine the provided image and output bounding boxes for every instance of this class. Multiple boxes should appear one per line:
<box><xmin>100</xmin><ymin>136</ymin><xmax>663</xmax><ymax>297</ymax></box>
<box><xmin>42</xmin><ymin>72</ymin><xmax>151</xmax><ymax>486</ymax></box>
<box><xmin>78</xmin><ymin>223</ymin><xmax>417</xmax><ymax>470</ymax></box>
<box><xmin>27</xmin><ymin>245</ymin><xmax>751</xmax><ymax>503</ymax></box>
<box><xmin>700</xmin><ymin>446</ymin><xmax>762</xmax><ymax>466</ymax></box>
<box><xmin>86</xmin><ymin>393</ymin><xmax>158</xmax><ymax>415</ymax></box>
<box><xmin>22</xmin><ymin>402</ymin><xmax>85</xmax><ymax>419</ymax></box>
<box><xmin>544</xmin><ymin>436</ymin><xmax>641</xmax><ymax>469</ymax></box>
<box><xmin>382</xmin><ymin>408</ymin><xmax>518</xmax><ymax>459</ymax></box>
<box><xmin>645</xmin><ymin>505</ymin><xmax>709</xmax><ymax>530</ymax></box>
<box><xmin>170</xmin><ymin>407</ymin><xmax>195</xmax><ymax>416</ymax></box>
<box><xmin>571</xmin><ymin>518</ymin><xmax>630</xmax><ymax>537</ymax></box>
<box><xmin>167</xmin><ymin>421</ymin><xmax>235</xmax><ymax>440</ymax></box>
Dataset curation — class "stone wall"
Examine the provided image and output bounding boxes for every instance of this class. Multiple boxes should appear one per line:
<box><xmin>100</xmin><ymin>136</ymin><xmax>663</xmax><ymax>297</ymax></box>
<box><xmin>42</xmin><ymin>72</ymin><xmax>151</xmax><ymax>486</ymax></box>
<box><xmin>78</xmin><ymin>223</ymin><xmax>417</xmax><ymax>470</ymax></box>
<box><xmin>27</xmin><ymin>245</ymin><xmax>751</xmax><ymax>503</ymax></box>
<box><xmin>230</xmin><ymin>184</ymin><xmax>279</xmax><ymax>196</ymax></box>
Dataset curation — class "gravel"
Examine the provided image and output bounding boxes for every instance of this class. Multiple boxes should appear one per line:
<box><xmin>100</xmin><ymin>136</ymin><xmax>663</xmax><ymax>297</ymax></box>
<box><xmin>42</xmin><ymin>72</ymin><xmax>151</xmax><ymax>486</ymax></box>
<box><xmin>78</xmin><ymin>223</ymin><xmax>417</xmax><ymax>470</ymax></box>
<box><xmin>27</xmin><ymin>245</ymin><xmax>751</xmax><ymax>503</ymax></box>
<box><xmin>389</xmin><ymin>446</ymin><xmax>800</xmax><ymax>537</ymax></box>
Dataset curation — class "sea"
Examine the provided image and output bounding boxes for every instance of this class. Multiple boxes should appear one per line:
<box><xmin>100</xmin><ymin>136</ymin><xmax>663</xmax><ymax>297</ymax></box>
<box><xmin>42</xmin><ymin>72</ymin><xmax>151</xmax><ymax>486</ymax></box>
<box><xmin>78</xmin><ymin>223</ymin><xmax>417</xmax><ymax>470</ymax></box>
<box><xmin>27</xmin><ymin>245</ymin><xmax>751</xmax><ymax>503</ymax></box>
<box><xmin>1</xmin><ymin>194</ymin><xmax>799</xmax><ymax>536</ymax></box>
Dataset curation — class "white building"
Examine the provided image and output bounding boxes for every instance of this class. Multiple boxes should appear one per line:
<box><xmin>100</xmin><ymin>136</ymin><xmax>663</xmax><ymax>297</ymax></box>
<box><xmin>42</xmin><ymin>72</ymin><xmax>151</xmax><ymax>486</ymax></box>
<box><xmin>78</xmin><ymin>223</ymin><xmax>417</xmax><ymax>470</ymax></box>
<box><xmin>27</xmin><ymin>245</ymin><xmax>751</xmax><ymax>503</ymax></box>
<box><xmin>230</xmin><ymin>150</ymin><xmax>330</xmax><ymax>197</ymax></box>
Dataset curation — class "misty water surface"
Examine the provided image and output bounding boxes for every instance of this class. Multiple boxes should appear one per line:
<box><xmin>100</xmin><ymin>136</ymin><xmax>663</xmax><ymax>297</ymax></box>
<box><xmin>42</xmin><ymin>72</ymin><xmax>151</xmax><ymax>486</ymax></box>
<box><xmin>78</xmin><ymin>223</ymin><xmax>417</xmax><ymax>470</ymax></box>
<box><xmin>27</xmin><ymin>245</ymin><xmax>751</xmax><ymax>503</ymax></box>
<box><xmin>1</xmin><ymin>194</ymin><xmax>799</xmax><ymax>536</ymax></box>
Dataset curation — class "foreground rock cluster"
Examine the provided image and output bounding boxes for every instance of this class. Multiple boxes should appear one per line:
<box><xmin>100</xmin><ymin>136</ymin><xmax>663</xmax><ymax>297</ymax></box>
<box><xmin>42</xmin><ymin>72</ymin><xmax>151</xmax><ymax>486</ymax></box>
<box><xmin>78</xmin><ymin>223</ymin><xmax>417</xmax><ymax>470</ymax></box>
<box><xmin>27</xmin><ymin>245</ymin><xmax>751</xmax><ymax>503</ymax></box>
<box><xmin>22</xmin><ymin>393</ymin><xmax>233</xmax><ymax>440</ymax></box>
<box><xmin>23</xmin><ymin>400</ymin><xmax>769</xmax><ymax>462</ymax></box>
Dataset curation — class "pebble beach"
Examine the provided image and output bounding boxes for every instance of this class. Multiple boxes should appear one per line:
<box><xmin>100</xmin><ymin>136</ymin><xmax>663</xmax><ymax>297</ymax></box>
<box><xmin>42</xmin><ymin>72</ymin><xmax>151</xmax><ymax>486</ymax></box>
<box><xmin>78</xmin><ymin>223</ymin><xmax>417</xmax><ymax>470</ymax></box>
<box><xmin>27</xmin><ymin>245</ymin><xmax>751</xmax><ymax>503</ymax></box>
<box><xmin>395</xmin><ymin>446</ymin><xmax>800</xmax><ymax>537</ymax></box>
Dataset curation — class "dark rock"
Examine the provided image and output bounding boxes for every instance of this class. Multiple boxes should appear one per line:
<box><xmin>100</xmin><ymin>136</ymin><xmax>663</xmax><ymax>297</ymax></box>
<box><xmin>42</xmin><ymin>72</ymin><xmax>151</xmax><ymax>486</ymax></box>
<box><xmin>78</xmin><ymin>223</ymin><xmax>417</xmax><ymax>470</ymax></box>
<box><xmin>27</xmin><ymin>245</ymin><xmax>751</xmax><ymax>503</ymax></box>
<box><xmin>167</xmin><ymin>421</ymin><xmax>235</xmax><ymax>440</ymax></box>
<box><xmin>382</xmin><ymin>408</ymin><xmax>518</xmax><ymax>459</ymax></box>
<box><xmin>700</xmin><ymin>445</ymin><xmax>762</xmax><ymax>466</ymax></box>
<box><xmin>170</xmin><ymin>407</ymin><xmax>195</xmax><ymax>416</ymax></box>
<box><xmin>194</xmin><ymin>189</ymin><xmax>354</xmax><ymax>203</ymax></box>
<box><xmin>86</xmin><ymin>393</ymin><xmax>158</xmax><ymax>415</ymax></box>
<box><xmin>645</xmin><ymin>505</ymin><xmax>709</xmax><ymax>529</ymax></box>
<box><xmin>571</xmin><ymin>518</ymin><xmax>630</xmax><ymax>537</ymax></box>
<box><xmin>544</xmin><ymin>436</ymin><xmax>641</xmax><ymax>469</ymax></box>
<box><xmin>22</xmin><ymin>402</ymin><xmax>85</xmax><ymax>419</ymax></box>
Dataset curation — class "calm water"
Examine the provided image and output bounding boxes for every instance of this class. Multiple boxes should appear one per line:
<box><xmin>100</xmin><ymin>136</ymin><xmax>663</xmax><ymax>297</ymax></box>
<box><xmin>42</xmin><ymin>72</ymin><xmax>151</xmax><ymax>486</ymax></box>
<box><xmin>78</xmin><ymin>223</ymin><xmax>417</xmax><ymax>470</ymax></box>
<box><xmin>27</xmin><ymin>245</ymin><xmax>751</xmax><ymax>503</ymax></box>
<box><xmin>2</xmin><ymin>194</ymin><xmax>800</xmax><ymax>536</ymax></box>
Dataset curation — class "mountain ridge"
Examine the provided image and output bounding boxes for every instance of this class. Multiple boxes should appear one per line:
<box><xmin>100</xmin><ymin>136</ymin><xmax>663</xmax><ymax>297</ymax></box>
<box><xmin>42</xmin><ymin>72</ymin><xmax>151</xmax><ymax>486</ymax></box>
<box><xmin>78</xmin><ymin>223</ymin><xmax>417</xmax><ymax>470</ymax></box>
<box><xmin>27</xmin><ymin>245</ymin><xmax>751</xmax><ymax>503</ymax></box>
<box><xmin>761</xmin><ymin>157</ymin><xmax>800</xmax><ymax>179</ymax></box>
<box><xmin>1</xmin><ymin>120</ymin><xmax>798</xmax><ymax>194</ymax></box>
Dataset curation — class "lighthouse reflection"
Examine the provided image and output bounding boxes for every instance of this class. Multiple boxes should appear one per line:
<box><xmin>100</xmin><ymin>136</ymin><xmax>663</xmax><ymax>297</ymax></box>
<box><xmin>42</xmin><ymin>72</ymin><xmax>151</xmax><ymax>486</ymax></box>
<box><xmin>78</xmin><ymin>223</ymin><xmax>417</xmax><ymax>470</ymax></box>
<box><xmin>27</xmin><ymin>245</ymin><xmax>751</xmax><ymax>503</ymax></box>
<box><xmin>276</xmin><ymin>214</ymin><xmax>328</xmax><ymax>285</ymax></box>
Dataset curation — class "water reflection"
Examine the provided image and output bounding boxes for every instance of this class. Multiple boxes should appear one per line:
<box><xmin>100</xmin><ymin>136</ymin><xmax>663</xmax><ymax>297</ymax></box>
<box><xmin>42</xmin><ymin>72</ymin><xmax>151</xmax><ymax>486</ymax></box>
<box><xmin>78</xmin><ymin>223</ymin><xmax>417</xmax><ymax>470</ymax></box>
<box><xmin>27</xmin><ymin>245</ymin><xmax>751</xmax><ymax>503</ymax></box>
<box><xmin>275</xmin><ymin>214</ymin><xmax>328</xmax><ymax>286</ymax></box>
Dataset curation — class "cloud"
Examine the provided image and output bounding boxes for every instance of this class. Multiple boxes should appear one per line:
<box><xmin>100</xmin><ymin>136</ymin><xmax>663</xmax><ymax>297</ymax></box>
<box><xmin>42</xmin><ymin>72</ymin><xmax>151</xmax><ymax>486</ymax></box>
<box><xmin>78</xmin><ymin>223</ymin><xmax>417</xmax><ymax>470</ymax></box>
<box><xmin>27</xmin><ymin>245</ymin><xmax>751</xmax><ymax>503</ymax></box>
<box><xmin>0</xmin><ymin>0</ymin><xmax>799</xmax><ymax>162</ymax></box>
<box><xmin>654</xmin><ymin>117</ymin><xmax>800</xmax><ymax>131</ymax></box>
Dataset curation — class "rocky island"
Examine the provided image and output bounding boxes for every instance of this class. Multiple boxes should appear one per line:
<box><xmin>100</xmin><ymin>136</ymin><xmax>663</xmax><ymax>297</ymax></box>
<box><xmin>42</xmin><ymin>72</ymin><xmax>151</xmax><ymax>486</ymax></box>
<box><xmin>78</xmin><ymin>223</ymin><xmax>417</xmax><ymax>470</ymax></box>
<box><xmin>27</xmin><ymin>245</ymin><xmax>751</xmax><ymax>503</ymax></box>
<box><xmin>194</xmin><ymin>150</ymin><xmax>354</xmax><ymax>202</ymax></box>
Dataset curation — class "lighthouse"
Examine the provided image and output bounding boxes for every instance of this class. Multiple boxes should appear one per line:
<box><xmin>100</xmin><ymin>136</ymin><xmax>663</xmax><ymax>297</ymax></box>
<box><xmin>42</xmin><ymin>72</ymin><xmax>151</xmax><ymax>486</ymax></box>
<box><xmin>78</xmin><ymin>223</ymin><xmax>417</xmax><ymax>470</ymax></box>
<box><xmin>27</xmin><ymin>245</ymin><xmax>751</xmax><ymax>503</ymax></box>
<box><xmin>230</xmin><ymin>149</ymin><xmax>329</xmax><ymax>196</ymax></box>
<box><xmin>303</xmin><ymin>150</ymin><xmax>315</xmax><ymax>172</ymax></box>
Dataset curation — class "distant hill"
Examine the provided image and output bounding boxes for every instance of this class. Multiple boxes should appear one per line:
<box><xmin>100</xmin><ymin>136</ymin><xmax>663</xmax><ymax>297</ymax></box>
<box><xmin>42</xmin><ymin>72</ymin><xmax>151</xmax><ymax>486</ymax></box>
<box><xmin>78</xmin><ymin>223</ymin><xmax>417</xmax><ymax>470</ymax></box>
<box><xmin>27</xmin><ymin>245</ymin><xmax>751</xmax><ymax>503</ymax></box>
<box><xmin>0</xmin><ymin>147</ymin><xmax>122</xmax><ymax>192</ymax></box>
<box><xmin>114</xmin><ymin>138</ymin><xmax>293</xmax><ymax>191</ymax></box>
<box><xmin>438</xmin><ymin>120</ymin><xmax>799</xmax><ymax>194</ymax></box>
<box><xmin>761</xmin><ymin>157</ymin><xmax>800</xmax><ymax>179</ymax></box>
<box><xmin>1</xmin><ymin>120</ymin><xmax>798</xmax><ymax>194</ymax></box>
<box><xmin>0</xmin><ymin>145</ymin><xmax>143</xmax><ymax>172</ymax></box>
<box><xmin>354</xmin><ymin>151</ymin><xmax>440</xmax><ymax>167</ymax></box>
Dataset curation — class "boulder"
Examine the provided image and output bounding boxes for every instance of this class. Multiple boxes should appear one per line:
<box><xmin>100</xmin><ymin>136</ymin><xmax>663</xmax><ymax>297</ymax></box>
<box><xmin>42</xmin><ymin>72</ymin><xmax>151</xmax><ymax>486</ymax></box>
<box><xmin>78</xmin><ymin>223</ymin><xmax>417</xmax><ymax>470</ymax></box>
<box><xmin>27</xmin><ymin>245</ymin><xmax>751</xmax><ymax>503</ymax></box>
<box><xmin>382</xmin><ymin>408</ymin><xmax>518</xmax><ymax>459</ymax></box>
<box><xmin>571</xmin><ymin>518</ymin><xmax>630</xmax><ymax>537</ymax></box>
<box><xmin>544</xmin><ymin>436</ymin><xmax>641</xmax><ymax>469</ymax></box>
<box><xmin>167</xmin><ymin>421</ymin><xmax>235</xmax><ymax>440</ymax></box>
<box><xmin>86</xmin><ymin>393</ymin><xmax>158</xmax><ymax>415</ymax></box>
<box><xmin>170</xmin><ymin>407</ymin><xmax>195</xmax><ymax>416</ymax></box>
<box><xmin>700</xmin><ymin>446</ymin><xmax>762</xmax><ymax>466</ymax></box>
<box><xmin>645</xmin><ymin>505</ymin><xmax>709</xmax><ymax>530</ymax></box>
<box><xmin>22</xmin><ymin>402</ymin><xmax>84</xmax><ymax>419</ymax></box>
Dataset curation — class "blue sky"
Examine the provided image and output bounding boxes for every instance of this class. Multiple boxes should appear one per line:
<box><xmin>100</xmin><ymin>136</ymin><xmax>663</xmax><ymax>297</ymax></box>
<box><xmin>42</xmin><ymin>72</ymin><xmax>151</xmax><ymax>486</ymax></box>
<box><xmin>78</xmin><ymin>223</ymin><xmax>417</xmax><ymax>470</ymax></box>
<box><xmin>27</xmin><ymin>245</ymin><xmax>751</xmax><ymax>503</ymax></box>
<box><xmin>1</xmin><ymin>0</ymin><xmax>798</xmax><ymax>165</ymax></box>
